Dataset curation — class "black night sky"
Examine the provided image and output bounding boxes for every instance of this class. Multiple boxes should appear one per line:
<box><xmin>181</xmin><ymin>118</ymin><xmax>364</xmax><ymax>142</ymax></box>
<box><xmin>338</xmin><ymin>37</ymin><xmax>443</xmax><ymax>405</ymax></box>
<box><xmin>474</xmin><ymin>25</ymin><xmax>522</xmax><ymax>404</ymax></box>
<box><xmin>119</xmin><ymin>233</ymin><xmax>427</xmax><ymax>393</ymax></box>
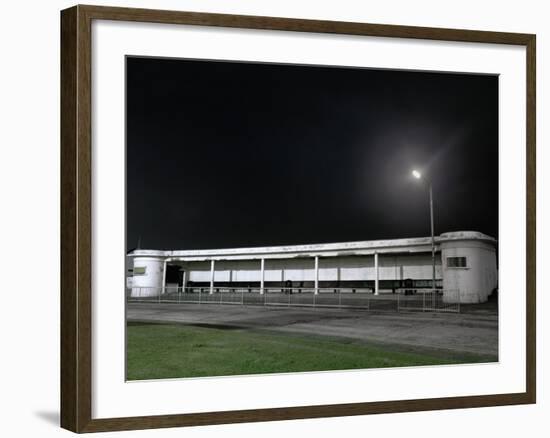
<box><xmin>126</xmin><ymin>56</ymin><xmax>498</xmax><ymax>251</ymax></box>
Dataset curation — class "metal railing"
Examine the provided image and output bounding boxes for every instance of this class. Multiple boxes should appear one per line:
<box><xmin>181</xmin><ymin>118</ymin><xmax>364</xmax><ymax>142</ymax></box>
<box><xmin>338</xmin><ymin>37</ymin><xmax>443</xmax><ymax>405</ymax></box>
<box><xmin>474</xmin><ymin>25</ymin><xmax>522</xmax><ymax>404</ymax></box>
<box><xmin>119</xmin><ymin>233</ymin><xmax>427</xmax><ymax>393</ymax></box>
<box><xmin>127</xmin><ymin>286</ymin><xmax>460</xmax><ymax>313</ymax></box>
<box><xmin>395</xmin><ymin>288</ymin><xmax>460</xmax><ymax>313</ymax></box>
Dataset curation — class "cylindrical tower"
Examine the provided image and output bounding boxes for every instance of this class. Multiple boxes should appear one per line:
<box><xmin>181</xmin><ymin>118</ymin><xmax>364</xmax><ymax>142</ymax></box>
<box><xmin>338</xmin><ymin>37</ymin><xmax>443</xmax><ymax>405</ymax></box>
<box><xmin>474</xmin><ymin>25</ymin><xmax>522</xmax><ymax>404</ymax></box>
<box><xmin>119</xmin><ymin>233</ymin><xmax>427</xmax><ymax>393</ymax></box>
<box><xmin>439</xmin><ymin>231</ymin><xmax>497</xmax><ymax>303</ymax></box>
<box><xmin>130</xmin><ymin>256</ymin><xmax>165</xmax><ymax>297</ymax></box>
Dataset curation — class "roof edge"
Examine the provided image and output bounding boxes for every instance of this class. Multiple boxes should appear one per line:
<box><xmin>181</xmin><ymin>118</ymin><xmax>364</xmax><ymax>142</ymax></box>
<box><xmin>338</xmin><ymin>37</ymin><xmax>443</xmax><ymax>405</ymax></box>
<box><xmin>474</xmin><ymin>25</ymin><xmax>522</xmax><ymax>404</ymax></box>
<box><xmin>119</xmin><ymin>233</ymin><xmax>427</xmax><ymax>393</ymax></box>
<box><xmin>127</xmin><ymin>231</ymin><xmax>497</xmax><ymax>258</ymax></box>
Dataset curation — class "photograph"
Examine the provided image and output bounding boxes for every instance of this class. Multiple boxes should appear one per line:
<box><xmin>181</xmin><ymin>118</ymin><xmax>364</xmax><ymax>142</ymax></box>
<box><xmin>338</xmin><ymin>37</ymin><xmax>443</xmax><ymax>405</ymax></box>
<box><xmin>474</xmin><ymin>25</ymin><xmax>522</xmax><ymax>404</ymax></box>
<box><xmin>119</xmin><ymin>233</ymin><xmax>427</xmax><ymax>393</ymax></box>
<box><xmin>55</xmin><ymin>2</ymin><xmax>536</xmax><ymax>433</ymax></box>
<box><xmin>124</xmin><ymin>56</ymin><xmax>500</xmax><ymax>381</ymax></box>
<box><xmin>0</xmin><ymin>0</ymin><xmax>541</xmax><ymax>433</ymax></box>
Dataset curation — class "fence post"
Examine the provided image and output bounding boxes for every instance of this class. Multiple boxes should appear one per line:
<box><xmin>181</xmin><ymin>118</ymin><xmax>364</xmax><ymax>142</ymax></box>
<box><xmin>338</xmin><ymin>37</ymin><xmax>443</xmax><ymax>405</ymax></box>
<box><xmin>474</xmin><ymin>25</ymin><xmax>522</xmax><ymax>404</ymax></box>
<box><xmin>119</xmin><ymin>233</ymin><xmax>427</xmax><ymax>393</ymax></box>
<box><xmin>422</xmin><ymin>292</ymin><xmax>426</xmax><ymax>312</ymax></box>
<box><xmin>199</xmin><ymin>288</ymin><xmax>202</xmax><ymax>304</ymax></box>
<box><xmin>397</xmin><ymin>293</ymin><xmax>399</xmax><ymax>313</ymax></box>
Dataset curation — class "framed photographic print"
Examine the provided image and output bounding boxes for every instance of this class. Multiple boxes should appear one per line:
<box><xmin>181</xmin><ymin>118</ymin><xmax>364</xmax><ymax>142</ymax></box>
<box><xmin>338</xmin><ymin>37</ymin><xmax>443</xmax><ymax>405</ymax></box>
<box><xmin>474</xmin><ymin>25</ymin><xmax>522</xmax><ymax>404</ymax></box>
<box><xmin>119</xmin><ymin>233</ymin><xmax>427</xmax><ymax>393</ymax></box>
<box><xmin>60</xmin><ymin>4</ymin><xmax>536</xmax><ymax>433</ymax></box>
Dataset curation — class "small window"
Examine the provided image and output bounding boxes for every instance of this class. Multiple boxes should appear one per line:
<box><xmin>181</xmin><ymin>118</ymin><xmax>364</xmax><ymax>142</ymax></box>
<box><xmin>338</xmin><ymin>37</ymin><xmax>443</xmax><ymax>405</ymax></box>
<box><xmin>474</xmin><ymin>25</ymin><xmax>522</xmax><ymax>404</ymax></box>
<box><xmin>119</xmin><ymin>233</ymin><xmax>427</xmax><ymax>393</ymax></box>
<box><xmin>133</xmin><ymin>266</ymin><xmax>147</xmax><ymax>275</ymax></box>
<box><xmin>447</xmin><ymin>257</ymin><xmax>467</xmax><ymax>268</ymax></box>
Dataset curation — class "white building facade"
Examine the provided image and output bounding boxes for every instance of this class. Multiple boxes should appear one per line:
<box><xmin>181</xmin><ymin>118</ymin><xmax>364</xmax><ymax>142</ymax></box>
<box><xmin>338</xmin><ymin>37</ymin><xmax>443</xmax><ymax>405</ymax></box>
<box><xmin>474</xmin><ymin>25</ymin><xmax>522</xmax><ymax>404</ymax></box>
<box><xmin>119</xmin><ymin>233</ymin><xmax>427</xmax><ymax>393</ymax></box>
<box><xmin>127</xmin><ymin>231</ymin><xmax>497</xmax><ymax>304</ymax></box>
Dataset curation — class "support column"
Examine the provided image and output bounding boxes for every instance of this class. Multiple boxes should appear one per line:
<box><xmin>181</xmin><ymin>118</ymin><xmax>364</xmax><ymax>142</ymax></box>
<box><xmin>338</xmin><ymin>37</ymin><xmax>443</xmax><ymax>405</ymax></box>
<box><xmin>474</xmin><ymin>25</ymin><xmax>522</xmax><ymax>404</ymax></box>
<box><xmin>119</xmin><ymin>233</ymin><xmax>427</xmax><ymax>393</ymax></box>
<box><xmin>162</xmin><ymin>259</ymin><xmax>168</xmax><ymax>295</ymax></box>
<box><xmin>374</xmin><ymin>252</ymin><xmax>379</xmax><ymax>295</ymax></box>
<box><xmin>260</xmin><ymin>258</ymin><xmax>265</xmax><ymax>294</ymax></box>
<box><xmin>209</xmin><ymin>259</ymin><xmax>215</xmax><ymax>295</ymax></box>
<box><xmin>314</xmin><ymin>256</ymin><xmax>319</xmax><ymax>295</ymax></box>
<box><xmin>181</xmin><ymin>269</ymin><xmax>187</xmax><ymax>293</ymax></box>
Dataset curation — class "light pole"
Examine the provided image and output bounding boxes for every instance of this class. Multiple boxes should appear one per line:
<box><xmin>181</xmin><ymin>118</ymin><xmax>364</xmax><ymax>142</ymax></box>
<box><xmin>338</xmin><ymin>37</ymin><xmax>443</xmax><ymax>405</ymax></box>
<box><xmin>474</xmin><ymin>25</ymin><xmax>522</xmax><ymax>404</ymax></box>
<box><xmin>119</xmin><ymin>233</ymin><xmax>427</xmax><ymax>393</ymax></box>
<box><xmin>412</xmin><ymin>170</ymin><xmax>436</xmax><ymax>293</ymax></box>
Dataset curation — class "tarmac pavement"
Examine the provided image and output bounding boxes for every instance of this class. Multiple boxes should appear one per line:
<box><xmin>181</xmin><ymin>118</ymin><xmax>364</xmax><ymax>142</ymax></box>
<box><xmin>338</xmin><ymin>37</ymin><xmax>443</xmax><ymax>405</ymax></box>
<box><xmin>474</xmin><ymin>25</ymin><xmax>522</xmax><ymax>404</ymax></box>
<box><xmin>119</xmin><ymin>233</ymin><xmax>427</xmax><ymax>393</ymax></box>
<box><xmin>127</xmin><ymin>302</ymin><xmax>498</xmax><ymax>357</ymax></box>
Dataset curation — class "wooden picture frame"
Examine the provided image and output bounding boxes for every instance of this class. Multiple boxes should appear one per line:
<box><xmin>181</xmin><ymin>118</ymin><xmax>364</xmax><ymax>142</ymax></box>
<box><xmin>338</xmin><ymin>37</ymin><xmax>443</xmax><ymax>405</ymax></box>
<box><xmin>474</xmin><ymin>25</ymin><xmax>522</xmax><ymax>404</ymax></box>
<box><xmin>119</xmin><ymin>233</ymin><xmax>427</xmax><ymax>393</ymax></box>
<box><xmin>60</xmin><ymin>4</ymin><xmax>536</xmax><ymax>433</ymax></box>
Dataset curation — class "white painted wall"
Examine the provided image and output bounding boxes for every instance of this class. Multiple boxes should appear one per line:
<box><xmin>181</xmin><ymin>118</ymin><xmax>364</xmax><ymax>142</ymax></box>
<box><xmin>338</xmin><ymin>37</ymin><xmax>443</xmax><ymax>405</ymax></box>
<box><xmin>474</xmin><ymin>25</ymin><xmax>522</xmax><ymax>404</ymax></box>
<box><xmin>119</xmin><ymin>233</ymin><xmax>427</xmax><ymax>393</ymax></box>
<box><xmin>186</xmin><ymin>261</ymin><xmax>214</xmax><ymax>282</ymax></box>
<box><xmin>130</xmin><ymin>257</ymin><xmax>164</xmax><ymax>297</ymax></box>
<box><xmin>441</xmin><ymin>240</ymin><xmax>498</xmax><ymax>303</ymax></box>
<box><xmin>174</xmin><ymin>253</ymin><xmax>443</xmax><ymax>285</ymax></box>
<box><xmin>267</xmin><ymin>258</ymin><xmax>315</xmax><ymax>282</ymax></box>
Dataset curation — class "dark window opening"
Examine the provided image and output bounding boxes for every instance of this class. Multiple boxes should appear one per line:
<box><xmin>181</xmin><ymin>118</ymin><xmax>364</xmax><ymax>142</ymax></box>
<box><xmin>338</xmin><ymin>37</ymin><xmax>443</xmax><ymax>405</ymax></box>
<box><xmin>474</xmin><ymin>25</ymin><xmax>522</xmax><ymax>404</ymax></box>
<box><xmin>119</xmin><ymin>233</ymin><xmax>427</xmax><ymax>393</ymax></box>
<box><xmin>447</xmin><ymin>256</ymin><xmax>467</xmax><ymax>268</ymax></box>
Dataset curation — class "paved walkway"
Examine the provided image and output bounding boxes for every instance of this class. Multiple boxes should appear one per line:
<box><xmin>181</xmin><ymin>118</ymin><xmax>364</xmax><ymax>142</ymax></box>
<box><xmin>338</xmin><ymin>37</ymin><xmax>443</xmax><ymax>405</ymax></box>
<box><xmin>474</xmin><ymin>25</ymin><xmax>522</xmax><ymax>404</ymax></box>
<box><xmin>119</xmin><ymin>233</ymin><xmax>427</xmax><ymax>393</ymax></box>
<box><xmin>127</xmin><ymin>303</ymin><xmax>498</xmax><ymax>357</ymax></box>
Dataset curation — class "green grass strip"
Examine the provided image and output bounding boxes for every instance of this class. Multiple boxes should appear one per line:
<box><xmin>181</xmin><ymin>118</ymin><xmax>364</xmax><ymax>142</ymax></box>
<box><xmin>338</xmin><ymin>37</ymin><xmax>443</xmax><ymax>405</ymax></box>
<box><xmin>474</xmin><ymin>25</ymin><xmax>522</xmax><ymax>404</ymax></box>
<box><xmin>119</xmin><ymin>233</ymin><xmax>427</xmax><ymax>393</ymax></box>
<box><xmin>126</xmin><ymin>322</ymin><xmax>496</xmax><ymax>380</ymax></box>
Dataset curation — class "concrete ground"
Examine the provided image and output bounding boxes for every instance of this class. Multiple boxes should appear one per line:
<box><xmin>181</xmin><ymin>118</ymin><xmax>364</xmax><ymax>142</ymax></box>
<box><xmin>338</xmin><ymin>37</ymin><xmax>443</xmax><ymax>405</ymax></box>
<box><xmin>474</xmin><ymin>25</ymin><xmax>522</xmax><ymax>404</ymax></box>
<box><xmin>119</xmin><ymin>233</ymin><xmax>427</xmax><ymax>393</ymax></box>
<box><xmin>127</xmin><ymin>302</ymin><xmax>498</xmax><ymax>357</ymax></box>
